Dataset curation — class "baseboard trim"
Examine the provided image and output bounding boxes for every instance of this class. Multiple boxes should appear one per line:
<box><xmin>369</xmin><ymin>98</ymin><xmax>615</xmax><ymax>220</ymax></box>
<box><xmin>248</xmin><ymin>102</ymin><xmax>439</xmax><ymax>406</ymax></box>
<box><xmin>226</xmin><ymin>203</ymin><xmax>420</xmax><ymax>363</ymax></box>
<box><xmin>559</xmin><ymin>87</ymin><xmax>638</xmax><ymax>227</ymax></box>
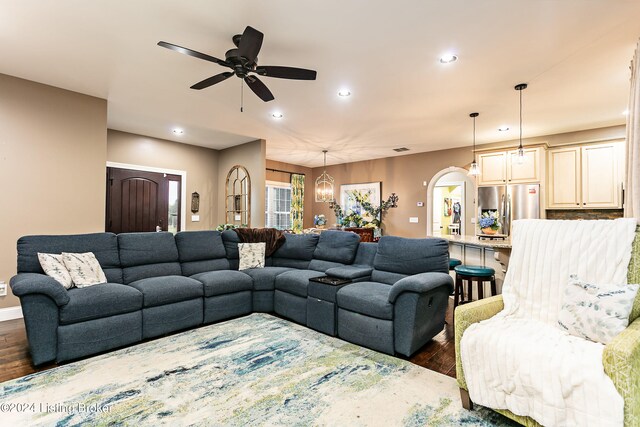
<box><xmin>0</xmin><ymin>306</ymin><xmax>23</xmax><ymax>322</ymax></box>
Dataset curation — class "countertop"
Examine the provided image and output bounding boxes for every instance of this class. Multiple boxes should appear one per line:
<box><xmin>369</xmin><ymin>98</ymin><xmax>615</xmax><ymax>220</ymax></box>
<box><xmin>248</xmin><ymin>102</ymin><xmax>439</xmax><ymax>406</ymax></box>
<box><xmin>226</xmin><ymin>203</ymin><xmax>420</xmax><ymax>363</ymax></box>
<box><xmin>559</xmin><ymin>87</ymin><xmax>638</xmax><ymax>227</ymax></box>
<box><xmin>433</xmin><ymin>234</ymin><xmax>512</xmax><ymax>249</ymax></box>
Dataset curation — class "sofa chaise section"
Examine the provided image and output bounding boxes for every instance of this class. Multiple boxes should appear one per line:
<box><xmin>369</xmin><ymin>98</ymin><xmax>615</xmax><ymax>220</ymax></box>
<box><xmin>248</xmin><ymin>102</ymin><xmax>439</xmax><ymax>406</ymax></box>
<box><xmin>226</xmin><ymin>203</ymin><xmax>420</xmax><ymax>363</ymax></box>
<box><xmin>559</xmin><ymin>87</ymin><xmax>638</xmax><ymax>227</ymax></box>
<box><xmin>175</xmin><ymin>230</ymin><xmax>252</xmax><ymax>323</ymax></box>
<box><xmin>11</xmin><ymin>233</ymin><xmax>143</xmax><ymax>365</ymax></box>
<box><xmin>118</xmin><ymin>232</ymin><xmax>203</xmax><ymax>339</ymax></box>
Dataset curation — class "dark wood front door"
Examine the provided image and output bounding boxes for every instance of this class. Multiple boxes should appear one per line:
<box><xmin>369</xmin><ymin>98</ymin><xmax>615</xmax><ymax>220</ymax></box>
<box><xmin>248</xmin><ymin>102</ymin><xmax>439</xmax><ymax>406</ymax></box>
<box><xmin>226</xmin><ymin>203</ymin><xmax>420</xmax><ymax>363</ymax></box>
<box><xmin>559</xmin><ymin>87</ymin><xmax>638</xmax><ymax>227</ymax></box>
<box><xmin>106</xmin><ymin>167</ymin><xmax>181</xmax><ymax>233</ymax></box>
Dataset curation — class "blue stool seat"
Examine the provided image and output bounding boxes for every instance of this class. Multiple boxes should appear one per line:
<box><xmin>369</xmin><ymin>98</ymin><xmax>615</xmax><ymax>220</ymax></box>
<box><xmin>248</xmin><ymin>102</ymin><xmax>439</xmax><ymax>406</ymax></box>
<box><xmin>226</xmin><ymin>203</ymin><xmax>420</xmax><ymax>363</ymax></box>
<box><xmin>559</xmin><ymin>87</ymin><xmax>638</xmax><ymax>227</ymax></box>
<box><xmin>453</xmin><ymin>265</ymin><xmax>497</xmax><ymax>308</ymax></box>
<box><xmin>449</xmin><ymin>258</ymin><xmax>462</xmax><ymax>270</ymax></box>
<box><xmin>454</xmin><ymin>265</ymin><xmax>495</xmax><ymax>277</ymax></box>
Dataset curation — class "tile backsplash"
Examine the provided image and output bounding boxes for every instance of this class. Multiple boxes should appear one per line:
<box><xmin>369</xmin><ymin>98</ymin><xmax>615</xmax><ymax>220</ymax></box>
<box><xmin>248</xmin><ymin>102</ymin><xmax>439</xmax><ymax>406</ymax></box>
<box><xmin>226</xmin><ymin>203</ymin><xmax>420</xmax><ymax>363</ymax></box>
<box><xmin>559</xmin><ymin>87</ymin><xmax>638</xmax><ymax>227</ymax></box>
<box><xmin>546</xmin><ymin>209</ymin><xmax>624</xmax><ymax>220</ymax></box>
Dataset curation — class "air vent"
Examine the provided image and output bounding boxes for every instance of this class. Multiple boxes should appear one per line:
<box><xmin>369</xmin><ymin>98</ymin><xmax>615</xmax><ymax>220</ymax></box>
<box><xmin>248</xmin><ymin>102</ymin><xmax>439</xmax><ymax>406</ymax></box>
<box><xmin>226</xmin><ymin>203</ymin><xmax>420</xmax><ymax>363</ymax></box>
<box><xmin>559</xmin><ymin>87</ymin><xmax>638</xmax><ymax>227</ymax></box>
<box><xmin>393</xmin><ymin>147</ymin><xmax>410</xmax><ymax>152</ymax></box>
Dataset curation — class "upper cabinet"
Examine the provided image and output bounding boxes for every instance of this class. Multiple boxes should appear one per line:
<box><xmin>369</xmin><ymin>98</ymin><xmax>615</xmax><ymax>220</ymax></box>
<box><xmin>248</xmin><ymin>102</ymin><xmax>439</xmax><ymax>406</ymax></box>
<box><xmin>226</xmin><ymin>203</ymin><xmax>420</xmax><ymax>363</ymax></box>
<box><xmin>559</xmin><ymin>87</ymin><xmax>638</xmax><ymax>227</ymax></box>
<box><xmin>547</xmin><ymin>142</ymin><xmax>623</xmax><ymax>209</ymax></box>
<box><xmin>478</xmin><ymin>148</ymin><xmax>541</xmax><ymax>186</ymax></box>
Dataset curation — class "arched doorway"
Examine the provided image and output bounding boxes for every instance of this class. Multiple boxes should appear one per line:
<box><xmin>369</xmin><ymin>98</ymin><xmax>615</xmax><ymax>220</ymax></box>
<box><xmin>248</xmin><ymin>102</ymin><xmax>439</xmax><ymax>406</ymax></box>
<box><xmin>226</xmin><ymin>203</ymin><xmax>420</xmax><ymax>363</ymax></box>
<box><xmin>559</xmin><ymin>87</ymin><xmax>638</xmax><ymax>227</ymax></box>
<box><xmin>426</xmin><ymin>166</ymin><xmax>476</xmax><ymax>236</ymax></box>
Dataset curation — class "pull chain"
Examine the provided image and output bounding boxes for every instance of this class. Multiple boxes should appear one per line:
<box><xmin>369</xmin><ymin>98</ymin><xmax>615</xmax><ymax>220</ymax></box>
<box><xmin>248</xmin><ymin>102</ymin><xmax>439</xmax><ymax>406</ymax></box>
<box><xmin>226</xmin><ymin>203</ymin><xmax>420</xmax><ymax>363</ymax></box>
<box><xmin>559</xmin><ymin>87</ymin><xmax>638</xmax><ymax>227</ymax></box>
<box><xmin>240</xmin><ymin>80</ymin><xmax>244</xmax><ymax>113</ymax></box>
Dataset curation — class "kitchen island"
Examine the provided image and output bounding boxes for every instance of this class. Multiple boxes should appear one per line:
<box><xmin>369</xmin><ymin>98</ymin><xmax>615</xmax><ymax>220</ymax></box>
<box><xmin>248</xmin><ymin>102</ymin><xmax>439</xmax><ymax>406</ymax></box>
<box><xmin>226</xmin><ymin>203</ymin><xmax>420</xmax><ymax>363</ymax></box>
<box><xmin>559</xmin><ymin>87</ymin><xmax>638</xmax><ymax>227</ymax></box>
<box><xmin>434</xmin><ymin>234</ymin><xmax>512</xmax><ymax>295</ymax></box>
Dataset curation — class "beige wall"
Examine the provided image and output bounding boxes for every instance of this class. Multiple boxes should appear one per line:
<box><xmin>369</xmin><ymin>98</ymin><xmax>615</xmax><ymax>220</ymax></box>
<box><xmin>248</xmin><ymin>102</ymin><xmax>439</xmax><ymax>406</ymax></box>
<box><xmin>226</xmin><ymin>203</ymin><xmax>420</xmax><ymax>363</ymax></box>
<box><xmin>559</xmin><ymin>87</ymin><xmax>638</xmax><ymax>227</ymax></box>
<box><xmin>218</xmin><ymin>140</ymin><xmax>266</xmax><ymax>228</ymax></box>
<box><xmin>266</xmin><ymin>160</ymin><xmax>314</xmax><ymax>228</ymax></box>
<box><xmin>0</xmin><ymin>74</ymin><xmax>107</xmax><ymax>309</ymax></box>
<box><xmin>107</xmin><ymin>130</ymin><xmax>219</xmax><ymax>230</ymax></box>
<box><xmin>312</xmin><ymin>125</ymin><xmax>626</xmax><ymax>238</ymax></box>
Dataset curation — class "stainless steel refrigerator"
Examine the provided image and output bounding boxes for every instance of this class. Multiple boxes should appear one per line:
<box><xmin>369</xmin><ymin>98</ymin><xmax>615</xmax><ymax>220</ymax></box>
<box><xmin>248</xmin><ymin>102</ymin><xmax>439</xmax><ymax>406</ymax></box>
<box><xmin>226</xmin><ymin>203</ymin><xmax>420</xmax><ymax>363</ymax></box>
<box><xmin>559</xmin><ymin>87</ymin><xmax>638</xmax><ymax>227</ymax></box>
<box><xmin>477</xmin><ymin>184</ymin><xmax>540</xmax><ymax>236</ymax></box>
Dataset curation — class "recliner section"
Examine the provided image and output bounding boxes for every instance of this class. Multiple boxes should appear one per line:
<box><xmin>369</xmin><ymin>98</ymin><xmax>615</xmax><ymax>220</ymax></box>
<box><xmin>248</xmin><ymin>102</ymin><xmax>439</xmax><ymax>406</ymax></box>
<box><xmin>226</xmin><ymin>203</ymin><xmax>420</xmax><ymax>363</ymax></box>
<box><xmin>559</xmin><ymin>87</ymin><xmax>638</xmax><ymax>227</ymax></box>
<box><xmin>11</xmin><ymin>229</ymin><xmax>453</xmax><ymax>365</ymax></box>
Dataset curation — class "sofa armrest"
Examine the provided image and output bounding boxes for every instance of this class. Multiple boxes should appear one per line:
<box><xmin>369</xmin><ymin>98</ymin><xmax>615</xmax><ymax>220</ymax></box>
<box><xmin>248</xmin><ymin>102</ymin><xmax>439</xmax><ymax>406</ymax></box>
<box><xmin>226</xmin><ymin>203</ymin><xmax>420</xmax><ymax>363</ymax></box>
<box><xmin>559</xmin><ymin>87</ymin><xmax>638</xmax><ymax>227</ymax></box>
<box><xmin>10</xmin><ymin>273</ymin><xmax>70</xmax><ymax>307</ymax></box>
<box><xmin>388</xmin><ymin>272</ymin><xmax>453</xmax><ymax>303</ymax></box>
<box><xmin>325</xmin><ymin>265</ymin><xmax>373</xmax><ymax>280</ymax></box>
<box><xmin>455</xmin><ymin>295</ymin><xmax>504</xmax><ymax>389</ymax></box>
<box><xmin>603</xmin><ymin>317</ymin><xmax>640</xmax><ymax>427</ymax></box>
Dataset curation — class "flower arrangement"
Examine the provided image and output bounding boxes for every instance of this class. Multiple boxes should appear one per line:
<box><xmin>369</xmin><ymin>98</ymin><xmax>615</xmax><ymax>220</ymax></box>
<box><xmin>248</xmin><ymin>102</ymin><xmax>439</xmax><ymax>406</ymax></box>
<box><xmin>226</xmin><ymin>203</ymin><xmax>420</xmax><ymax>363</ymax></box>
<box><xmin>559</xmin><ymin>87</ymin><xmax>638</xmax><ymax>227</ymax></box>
<box><xmin>478</xmin><ymin>211</ymin><xmax>501</xmax><ymax>234</ymax></box>
<box><xmin>332</xmin><ymin>190</ymin><xmax>392</xmax><ymax>228</ymax></box>
<box><xmin>313</xmin><ymin>214</ymin><xmax>327</xmax><ymax>227</ymax></box>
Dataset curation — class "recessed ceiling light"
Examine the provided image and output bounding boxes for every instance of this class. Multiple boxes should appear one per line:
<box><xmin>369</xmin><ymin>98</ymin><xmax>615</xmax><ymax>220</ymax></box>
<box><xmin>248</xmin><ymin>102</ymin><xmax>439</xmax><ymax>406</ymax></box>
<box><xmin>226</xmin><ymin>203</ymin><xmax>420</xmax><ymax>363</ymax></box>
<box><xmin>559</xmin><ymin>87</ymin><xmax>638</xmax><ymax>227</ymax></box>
<box><xmin>439</xmin><ymin>53</ymin><xmax>458</xmax><ymax>64</ymax></box>
<box><xmin>172</xmin><ymin>128</ymin><xmax>184</xmax><ymax>135</ymax></box>
<box><xmin>623</xmin><ymin>109</ymin><xmax>629</xmax><ymax>116</ymax></box>
<box><xmin>498</xmin><ymin>126</ymin><xmax>510</xmax><ymax>132</ymax></box>
<box><xmin>337</xmin><ymin>89</ymin><xmax>351</xmax><ymax>97</ymax></box>
<box><xmin>272</xmin><ymin>112</ymin><xmax>283</xmax><ymax>119</ymax></box>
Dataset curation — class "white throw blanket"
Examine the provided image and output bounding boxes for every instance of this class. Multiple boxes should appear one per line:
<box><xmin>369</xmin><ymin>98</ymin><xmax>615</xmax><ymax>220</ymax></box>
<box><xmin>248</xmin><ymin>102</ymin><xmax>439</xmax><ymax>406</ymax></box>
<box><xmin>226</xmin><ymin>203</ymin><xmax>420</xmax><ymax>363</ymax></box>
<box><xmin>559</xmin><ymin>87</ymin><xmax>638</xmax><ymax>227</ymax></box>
<box><xmin>461</xmin><ymin>219</ymin><xmax>638</xmax><ymax>427</ymax></box>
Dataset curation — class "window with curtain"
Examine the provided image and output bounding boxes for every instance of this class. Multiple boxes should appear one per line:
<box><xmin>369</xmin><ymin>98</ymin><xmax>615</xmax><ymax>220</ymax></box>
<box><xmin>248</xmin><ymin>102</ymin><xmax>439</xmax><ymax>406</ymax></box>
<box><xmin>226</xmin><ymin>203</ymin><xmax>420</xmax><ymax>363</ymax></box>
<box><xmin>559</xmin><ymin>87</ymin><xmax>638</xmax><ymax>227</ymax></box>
<box><xmin>265</xmin><ymin>181</ymin><xmax>292</xmax><ymax>230</ymax></box>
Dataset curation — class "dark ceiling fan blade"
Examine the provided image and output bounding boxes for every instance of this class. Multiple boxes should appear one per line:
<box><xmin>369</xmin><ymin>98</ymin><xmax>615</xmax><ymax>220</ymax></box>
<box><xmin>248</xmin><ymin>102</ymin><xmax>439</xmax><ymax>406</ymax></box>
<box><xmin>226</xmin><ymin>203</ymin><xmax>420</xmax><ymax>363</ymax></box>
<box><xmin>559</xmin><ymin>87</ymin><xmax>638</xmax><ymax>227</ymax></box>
<box><xmin>190</xmin><ymin>72</ymin><xmax>234</xmax><ymax>90</ymax></box>
<box><xmin>158</xmin><ymin>41</ymin><xmax>229</xmax><ymax>67</ymax></box>
<box><xmin>244</xmin><ymin>76</ymin><xmax>274</xmax><ymax>102</ymax></box>
<box><xmin>256</xmin><ymin>66</ymin><xmax>317</xmax><ymax>80</ymax></box>
<box><xmin>237</xmin><ymin>26</ymin><xmax>263</xmax><ymax>63</ymax></box>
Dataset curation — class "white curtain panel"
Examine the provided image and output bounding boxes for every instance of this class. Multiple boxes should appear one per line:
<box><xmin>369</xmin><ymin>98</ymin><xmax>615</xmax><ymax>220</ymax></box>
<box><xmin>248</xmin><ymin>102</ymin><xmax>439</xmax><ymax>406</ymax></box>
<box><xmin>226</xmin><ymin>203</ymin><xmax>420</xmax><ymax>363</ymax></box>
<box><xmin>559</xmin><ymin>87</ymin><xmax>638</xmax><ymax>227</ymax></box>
<box><xmin>625</xmin><ymin>39</ymin><xmax>640</xmax><ymax>220</ymax></box>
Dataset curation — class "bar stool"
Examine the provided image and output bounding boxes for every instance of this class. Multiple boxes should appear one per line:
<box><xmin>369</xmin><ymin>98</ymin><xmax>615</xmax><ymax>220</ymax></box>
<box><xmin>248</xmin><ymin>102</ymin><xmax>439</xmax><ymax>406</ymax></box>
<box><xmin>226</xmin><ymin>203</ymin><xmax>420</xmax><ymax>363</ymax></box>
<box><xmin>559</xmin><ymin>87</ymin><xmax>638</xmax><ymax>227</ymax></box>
<box><xmin>449</xmin><ymin>258</ymin><xmax>462</xmax><ymax>270</ymax></box>
<box><xmin>453</xmin><ymin>265</ymin><xmax>497</xmax><ymax>308</ymax></box>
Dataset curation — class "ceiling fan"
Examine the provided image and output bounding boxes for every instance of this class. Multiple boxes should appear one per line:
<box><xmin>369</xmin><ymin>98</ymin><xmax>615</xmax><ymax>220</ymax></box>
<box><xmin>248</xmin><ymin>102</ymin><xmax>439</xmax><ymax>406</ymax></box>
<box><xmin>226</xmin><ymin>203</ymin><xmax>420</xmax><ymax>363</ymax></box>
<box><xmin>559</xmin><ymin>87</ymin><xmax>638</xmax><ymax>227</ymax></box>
<box><xmin>158</xmin><ymin>26</ymin><xmax>317</xmax><ymax>104</ymax></box>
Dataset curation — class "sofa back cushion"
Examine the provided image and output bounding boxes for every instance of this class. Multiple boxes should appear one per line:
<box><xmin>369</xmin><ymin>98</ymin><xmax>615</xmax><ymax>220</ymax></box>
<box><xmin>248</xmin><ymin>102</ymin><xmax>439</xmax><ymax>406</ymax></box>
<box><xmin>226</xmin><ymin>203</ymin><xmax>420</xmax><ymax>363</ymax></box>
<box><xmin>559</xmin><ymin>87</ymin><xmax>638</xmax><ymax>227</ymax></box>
<box><xmin>271</xmin><ymin>257</ymin><xmax>311</xmax><ymax>269</ymax></box>
<box><xmin>221</xmin><ymin>230</ymin><xmax>241</xmax><ymax>269</ymax></box>
<box><xmin>17</xmin><ymin>233</ymin><xmax>123</xmax><ymax>283</ymax></box>
<box><xmin>353</xmin><ymin>242</ymin><xmax>377</xmax><ymax>267</ymax></box>
<box><xmin>118</xmin><ymin>232</ymin><xmax>181</xmax><ymax>283</ymax></box>
<box><xmin>273</xmin><ymin>234</ymin><xmax>319</xmax><ymax>260</ymax></box>
<box><xmin>312</xmin><ymin>231</ymin><xmax>360</xmax><ymax>264</ymax></box>
<box><xmin>175</xmin><ymin>231</ymin><xmax>230</xmax><ymax>276</ymax></box>
<box><xmin>373</xmin><ymin>236</ymin><xmax>449</xmax><ymax>277</ymax></box>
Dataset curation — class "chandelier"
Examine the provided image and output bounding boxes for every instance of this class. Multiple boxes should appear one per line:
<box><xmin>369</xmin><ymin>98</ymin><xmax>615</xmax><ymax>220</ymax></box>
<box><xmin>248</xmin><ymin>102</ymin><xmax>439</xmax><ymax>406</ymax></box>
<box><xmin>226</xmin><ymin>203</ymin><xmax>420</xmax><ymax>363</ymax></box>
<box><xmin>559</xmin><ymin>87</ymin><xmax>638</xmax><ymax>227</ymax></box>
<box><xmin>315</xmin><ymin>150</ymin><xmax>334</xmax><ymax>202</ymax></box>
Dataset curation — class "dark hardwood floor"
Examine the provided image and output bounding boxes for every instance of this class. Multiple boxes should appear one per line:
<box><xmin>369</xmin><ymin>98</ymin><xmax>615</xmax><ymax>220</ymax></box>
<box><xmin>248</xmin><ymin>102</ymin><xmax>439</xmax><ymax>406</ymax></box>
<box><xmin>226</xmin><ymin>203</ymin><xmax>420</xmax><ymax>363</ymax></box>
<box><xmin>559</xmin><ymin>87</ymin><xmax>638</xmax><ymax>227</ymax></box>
<box><xmin>0</xmin><ymin>299</ymin><xmax>456</xmax><ymax>383</ymax></box>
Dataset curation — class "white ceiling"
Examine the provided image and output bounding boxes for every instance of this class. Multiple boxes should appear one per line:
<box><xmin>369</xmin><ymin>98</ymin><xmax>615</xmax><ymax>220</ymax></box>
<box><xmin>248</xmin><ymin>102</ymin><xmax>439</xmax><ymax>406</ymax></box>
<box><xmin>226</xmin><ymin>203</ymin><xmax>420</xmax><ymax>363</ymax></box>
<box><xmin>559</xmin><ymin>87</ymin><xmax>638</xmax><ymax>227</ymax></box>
<box><xmin>2</xmin><ymin>0</ymin><xmax>639</xmax><ymax>167</ymax></box>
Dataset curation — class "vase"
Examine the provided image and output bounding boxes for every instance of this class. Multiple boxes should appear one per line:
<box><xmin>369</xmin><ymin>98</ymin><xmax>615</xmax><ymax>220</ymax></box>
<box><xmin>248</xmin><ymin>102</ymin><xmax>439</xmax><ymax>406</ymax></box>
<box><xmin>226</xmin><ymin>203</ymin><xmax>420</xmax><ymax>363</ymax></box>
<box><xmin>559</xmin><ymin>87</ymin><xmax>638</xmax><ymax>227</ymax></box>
<box><xmin>481</xmin><ymin>227</ymin><xmax>498</xmax><ymax>235</ymax></box>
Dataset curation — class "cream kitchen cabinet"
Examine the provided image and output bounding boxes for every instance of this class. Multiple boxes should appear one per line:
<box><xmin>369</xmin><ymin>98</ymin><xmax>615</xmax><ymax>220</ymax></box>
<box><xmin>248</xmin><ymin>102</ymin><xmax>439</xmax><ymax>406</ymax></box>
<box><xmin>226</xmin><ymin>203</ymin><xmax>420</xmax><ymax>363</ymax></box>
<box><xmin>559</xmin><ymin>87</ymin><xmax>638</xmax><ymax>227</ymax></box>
<box><xmin>478</xmin><ymin>148</ymin><xmax>541</xmax><ymax>186</ymax></box>
<box><xmin>547</xmin><ymin>142</ymin><xmax>623</xmax><ymax>209</ymax></box>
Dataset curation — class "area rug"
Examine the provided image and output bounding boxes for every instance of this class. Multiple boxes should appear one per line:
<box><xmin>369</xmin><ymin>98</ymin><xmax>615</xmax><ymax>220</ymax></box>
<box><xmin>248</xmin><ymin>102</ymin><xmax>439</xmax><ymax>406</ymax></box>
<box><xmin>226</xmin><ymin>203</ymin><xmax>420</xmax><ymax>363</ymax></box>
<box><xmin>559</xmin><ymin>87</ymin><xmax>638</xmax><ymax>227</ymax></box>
<box><xmin>0</xmin><ymin>313</ymin><xmax>517</xmax><ymax>426</ymax></box>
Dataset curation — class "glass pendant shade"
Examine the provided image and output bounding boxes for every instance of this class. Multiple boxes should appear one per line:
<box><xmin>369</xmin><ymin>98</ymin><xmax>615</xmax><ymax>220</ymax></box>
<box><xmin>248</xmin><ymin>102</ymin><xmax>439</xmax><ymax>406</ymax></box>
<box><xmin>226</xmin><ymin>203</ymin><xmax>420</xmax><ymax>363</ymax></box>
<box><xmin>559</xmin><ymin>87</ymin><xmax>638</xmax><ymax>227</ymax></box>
<box><xmin>515</xmin><ymin>83</ymin><xmax>528</xmax><ymax>165</ymax></box>
<box><xmin>468</xmin><ymin>112</ymin><xmax>480</xmax><ymax>177</ymax></box>
<box><xmin>468</xmin><ymin>161</ymin><xmax>480</xmax><ymax>176</ymax></box>
<box><xmin>315</xmin><ymin>150</ymin><xmax>335</xmax><ymax>202</ymax></box>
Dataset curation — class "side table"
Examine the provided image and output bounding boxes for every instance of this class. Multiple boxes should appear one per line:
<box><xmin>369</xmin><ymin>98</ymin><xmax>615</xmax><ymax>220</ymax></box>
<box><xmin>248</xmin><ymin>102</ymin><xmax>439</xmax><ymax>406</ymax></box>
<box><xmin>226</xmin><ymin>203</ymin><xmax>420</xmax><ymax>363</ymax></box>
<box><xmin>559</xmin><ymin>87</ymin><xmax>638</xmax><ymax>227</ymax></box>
<box><xmin>307</xmin><ymin>276</ymin><xmax>352</xmax><ymax>336</ymax></box>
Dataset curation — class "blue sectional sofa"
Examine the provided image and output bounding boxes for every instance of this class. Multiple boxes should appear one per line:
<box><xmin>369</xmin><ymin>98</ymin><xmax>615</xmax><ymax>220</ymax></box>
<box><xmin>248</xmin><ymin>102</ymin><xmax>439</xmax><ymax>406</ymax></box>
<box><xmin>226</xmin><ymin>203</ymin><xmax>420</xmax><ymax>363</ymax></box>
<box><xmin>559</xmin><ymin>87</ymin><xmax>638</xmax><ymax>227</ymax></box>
<box><xmin>10</xmin><ymin>230</ymin><xmax>453</xmax><ymax>366</ymax></box>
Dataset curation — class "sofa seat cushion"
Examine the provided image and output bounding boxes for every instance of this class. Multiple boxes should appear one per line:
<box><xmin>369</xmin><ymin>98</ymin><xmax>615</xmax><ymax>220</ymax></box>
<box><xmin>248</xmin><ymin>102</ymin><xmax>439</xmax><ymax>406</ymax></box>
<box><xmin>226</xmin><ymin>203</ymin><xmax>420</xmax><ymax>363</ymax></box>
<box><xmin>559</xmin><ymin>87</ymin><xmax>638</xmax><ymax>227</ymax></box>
<box><xmin>337</xmin><ymin>282</ymin><xmax>393</xmax><ymax>320</ymax></box>
<box><xmin>275</xmin><ymin>270</ymin><xmax>324</xmax><ymax>298</ymax></box>
<box><xmin>190</xmin><ymin>270</ymin><xmax>253</xmax><ymax>297</ymax></box>
<box><xmin>242</xmin><ymin>267</ymin><xmax>294</xmax><ymax>291</ymax></box>
<box><xmin>128</xmin><ymin>276</ymin><xmax>203</xmax><ymax>308</ymax></box>
<box><xmin>59</xmin><ymin>283</ymin><xmax>143</xmax><ymax>325</ymax></box>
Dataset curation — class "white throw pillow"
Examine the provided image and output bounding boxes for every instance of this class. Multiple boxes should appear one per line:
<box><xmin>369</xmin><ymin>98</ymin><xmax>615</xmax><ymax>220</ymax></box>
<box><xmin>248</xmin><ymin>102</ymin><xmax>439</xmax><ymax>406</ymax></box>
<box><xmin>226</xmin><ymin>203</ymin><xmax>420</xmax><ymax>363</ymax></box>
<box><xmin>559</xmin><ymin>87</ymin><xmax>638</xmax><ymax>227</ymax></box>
<box><xmin>238</xmin><ymin>243</ymin><xmax>266</xmax><ymax>270</ymax></box>
<box><xmin>38</xmin><ymin>253</ymin><xmax>74</xmax><ymax>289</ymax></box>
<box><xmin>61</xmin><ymin>252</ymin><xmax>108</xmax><ymax>288</ymax></box>
<box><xmin>557</xmin><ymin>274</ymin><xmax>639</xmax><ymax>344</ymax></box>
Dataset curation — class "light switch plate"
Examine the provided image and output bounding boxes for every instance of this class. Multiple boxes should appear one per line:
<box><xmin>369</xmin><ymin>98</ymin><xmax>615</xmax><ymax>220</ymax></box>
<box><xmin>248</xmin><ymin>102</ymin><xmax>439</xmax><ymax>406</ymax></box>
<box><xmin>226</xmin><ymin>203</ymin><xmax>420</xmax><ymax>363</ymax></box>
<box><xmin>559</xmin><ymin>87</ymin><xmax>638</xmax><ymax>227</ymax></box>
<box><xmin>471</xmin><ymin>217</ymin><xmax>476</xmax><ymax>224</ymax></box>
<box><xmin>191</xmin><ymin>215</ymin><xmax>200</xmax><ymax>222</ymax></box>
<box><xmin>417</xmin><ymin>202</ymin><xmax>424</xmax><ymax>207</ymax></box>
<box><xmin>0</xmin><ymin>281</ymin><xmax>6</xmax><ymax>297</ymax></box>
<box><xmin>409</xmin><ymin>217</ymin><xmax>419</xmax><ymax>223</ymax></box>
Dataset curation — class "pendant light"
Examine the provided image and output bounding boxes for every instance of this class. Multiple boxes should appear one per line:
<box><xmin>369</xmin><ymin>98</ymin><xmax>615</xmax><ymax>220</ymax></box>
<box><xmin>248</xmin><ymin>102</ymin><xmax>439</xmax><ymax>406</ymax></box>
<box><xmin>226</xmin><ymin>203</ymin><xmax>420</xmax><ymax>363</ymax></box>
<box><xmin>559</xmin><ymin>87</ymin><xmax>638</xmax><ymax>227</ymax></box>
<box><xmin>468</xmin><ymin>112</ymin><xmax>480</xmax><ymax>176</ymax></box>
<box><xmin>515</xmin><ymin>83</ymin><xmax>528</xmax><ymax>164</ymax></box>
<box><xmin>315</xmin><ymin>150</ymin><xmax>335</xmax><ymax>202</ymax></box>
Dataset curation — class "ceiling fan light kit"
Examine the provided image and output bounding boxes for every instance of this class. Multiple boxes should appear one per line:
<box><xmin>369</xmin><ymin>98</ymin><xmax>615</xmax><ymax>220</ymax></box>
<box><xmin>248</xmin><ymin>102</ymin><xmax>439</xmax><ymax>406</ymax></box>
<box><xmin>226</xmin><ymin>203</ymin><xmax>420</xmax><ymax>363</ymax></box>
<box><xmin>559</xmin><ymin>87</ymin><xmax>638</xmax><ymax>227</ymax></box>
<box><xmin>158</xmin><ymin>26</ymin><xmax>317</xmax><ymax>110</ymax></box>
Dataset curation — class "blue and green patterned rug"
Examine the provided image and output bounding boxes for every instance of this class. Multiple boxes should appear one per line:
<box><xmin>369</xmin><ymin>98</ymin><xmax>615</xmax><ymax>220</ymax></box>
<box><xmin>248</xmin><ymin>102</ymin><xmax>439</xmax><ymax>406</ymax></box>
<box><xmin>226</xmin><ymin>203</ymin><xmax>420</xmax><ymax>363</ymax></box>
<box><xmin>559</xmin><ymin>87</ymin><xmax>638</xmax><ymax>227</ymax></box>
<box><xmin>0</xmin><ymin>313</ymin><xmax>517</xmax><ymax>426</ymax></box>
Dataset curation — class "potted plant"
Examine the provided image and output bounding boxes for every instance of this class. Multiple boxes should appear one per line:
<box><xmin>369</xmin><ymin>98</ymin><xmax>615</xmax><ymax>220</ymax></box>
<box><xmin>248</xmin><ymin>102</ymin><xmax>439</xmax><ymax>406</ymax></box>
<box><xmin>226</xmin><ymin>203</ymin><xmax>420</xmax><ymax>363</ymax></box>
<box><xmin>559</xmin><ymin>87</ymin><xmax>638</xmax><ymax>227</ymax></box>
<box><xmin>478</xmin><ymin>211</ymin><xmax>501</xmax><ymax>235</ymax></box>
